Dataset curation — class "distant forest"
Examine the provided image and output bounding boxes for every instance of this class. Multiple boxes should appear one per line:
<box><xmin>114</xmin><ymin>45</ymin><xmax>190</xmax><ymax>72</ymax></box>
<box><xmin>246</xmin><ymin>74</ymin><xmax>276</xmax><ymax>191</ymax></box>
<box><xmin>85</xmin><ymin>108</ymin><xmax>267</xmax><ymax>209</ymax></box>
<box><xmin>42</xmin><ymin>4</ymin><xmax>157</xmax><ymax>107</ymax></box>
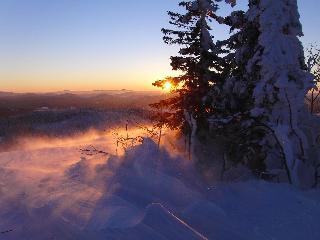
<box><xmin>0</xmin><ymin>91</ymin><xmax>162</xmax><ymax>117</ymax></box>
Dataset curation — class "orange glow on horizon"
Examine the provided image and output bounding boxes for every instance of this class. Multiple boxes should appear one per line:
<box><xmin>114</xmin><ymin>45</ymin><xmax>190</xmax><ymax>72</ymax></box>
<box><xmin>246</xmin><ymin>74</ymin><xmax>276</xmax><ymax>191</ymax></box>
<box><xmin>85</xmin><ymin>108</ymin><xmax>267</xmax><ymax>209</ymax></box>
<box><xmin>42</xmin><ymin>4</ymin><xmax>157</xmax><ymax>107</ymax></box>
<box><xmin>0</xmin><ymin>69</ymin><xmax>176</xmax><ymax>93</ymax></box>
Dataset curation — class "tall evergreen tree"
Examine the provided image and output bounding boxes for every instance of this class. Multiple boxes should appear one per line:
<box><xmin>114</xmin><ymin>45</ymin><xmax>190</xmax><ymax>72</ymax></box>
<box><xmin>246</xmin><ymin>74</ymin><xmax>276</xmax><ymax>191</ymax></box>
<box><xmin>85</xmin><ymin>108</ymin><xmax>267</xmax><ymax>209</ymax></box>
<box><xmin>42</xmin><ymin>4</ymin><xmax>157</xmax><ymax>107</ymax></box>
<box><xmin>210</xmin><ymin>2</ymin><xmax>263</xmax><ymax>170</ymax></box>
<box><xmin>216</xmin><ymin>0</ymin><xmax>317</xmax><ymax>188</ymax></box>
<box><xmin>153</xmin><ymin>0</ymin><xmax>232</xmax><ymax>136</ymax></box>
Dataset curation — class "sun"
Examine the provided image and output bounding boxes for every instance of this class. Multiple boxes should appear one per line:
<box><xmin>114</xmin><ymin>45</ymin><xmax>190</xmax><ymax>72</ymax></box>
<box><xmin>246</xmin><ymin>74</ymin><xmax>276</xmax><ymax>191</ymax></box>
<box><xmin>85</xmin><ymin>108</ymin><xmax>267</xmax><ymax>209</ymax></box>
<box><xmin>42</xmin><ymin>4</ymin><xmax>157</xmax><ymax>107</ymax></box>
<box><xmin>163</xmin><ymin>82</ymin><xmax>172</xmax><ymax>92</ymax></box>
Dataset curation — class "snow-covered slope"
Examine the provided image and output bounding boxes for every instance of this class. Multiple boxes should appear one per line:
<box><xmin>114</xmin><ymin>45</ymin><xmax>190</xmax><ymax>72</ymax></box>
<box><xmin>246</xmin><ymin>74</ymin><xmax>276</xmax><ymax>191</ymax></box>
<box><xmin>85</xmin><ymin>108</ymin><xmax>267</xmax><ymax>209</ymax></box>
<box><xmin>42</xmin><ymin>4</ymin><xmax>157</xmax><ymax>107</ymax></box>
<box><xmin>0</xmin><ymin>134</ymin><xmax>319</xmax><ymax>239</ymax></box>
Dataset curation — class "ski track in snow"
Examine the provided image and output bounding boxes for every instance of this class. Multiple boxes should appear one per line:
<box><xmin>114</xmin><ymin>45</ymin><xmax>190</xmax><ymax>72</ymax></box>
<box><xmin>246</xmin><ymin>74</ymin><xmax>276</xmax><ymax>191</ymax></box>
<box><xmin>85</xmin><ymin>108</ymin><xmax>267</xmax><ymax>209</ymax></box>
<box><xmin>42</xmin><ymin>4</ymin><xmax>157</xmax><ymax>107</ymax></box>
<box><xmin>0</xmin><ymin>130</ymin><xmax>319</xmax><ymax>240</ymax></box>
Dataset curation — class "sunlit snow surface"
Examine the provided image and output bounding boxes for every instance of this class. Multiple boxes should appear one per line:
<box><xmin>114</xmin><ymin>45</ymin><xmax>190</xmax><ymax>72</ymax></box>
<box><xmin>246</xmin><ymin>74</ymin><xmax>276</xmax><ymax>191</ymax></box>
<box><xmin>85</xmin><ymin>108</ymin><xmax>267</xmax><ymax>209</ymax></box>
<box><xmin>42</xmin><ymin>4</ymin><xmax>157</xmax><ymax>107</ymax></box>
<box><xmin>0</xmin><ymin>131</ymin><xmax>320</xmax><ymax>240</ymax></box>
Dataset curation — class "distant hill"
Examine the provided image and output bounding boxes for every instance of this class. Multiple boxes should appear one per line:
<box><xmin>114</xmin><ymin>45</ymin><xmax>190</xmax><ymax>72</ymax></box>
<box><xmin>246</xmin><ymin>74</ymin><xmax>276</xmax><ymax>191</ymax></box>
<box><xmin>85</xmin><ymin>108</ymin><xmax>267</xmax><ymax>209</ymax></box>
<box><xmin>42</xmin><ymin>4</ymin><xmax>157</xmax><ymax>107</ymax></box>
<box><xmin>0</xmin><ymin>90</ymin><xmax>163</xmax><ymax>117</ymax></box>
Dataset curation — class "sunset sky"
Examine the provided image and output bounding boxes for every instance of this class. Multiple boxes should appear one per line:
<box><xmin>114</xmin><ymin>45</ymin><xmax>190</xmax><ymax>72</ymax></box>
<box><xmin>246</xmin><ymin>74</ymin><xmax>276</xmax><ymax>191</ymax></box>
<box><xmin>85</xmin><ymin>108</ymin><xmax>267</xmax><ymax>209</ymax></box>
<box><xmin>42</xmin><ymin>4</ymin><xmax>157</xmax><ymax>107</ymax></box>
<box><xmin>0</xmin><ymin>0</ymin><xmax>319</xmax><ymax>92</ymax></box>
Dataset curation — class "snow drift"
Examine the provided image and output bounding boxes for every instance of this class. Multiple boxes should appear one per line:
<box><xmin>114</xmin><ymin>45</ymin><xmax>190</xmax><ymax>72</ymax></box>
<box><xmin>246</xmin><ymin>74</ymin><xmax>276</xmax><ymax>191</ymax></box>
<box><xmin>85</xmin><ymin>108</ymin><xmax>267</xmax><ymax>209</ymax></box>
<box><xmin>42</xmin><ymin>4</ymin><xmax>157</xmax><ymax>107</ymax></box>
<box><xmin>0</xmin><ymin>135</ymin><xmax>320</xmax><ymax>239</ymax></box>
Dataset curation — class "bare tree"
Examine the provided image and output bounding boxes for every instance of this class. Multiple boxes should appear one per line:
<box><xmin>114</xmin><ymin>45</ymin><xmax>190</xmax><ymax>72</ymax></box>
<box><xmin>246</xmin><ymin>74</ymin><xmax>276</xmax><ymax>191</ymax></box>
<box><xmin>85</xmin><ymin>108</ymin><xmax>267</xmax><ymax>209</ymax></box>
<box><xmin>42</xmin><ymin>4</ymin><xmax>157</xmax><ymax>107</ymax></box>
<box><xmin>305</xmin><ymin>44</ymin><xmax>320</xmax><ymax>114</ymax></box>
<box><xmin>111</xmin><ymin>122</ymin><xmax>144</xmax><ymax>155</ymax></box>
<box><xmin>149</xmin><ymin>99</ymin><xmax>173</xmax><ymax>149</ymax></box>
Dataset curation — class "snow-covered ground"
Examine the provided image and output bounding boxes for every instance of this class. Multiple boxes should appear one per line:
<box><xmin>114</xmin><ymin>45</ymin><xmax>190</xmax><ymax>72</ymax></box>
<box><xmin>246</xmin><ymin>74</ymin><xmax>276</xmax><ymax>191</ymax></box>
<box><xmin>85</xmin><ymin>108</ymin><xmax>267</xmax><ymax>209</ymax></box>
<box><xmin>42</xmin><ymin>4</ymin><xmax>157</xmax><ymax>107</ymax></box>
<box><xmin>0</xmin><ymin>129</ymin><xmax>320</xmax><ymax>239</ymax></box>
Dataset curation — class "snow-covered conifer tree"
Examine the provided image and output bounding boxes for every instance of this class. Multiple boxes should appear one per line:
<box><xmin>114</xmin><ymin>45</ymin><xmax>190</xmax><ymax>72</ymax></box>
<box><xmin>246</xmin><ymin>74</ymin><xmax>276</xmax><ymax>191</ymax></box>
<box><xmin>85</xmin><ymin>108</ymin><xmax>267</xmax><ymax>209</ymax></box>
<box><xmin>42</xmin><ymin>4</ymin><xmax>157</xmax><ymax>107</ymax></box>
<box><xmin>217</xmin><ymin>0</ymin><xmax>317</xmax><ymax>188</ymax></box>
<box><xmin>252</xmin><ymin>0</ymin><xmax>316</xmax><ymax>188</ymax></box>
<box><xmin>210</xmin><ymin>2</ymin><xmax>263</xmax><ymax>170</ymax></box>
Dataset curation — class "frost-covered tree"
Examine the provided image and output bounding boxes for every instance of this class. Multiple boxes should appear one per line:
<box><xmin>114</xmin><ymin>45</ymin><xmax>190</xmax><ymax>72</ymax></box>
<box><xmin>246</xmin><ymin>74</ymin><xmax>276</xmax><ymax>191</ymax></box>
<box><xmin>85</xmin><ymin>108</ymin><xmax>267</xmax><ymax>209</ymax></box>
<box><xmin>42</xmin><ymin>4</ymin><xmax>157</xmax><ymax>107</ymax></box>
<box><xmin>211</xmin><ymin>3</ymin><xmax>264</xmax><ymax>171</ymax></box>
<box><xmin>216</xmin><ymin>0</ymin><xmax>317</xmax><ymax>188</ymax></box>
<box><xmin>153</xmin><ymin>0</ymin><xmax>233</xmax><ymax>137</ymax></box>
<box><xmin>251</xmin><ymin>0</ymin><xmax>316</xmax><ymax>188</ymax></box>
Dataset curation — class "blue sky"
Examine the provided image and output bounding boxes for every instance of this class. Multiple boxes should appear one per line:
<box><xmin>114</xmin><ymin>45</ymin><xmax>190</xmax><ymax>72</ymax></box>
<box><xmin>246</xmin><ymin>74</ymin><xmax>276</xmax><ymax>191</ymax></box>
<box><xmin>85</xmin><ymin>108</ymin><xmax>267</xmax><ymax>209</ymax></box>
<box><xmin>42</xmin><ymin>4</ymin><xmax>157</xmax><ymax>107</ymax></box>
<box><xmin>0</xmin><ymin>0</ymin><xmax>319</xmax><ymax>92</ymax></box>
